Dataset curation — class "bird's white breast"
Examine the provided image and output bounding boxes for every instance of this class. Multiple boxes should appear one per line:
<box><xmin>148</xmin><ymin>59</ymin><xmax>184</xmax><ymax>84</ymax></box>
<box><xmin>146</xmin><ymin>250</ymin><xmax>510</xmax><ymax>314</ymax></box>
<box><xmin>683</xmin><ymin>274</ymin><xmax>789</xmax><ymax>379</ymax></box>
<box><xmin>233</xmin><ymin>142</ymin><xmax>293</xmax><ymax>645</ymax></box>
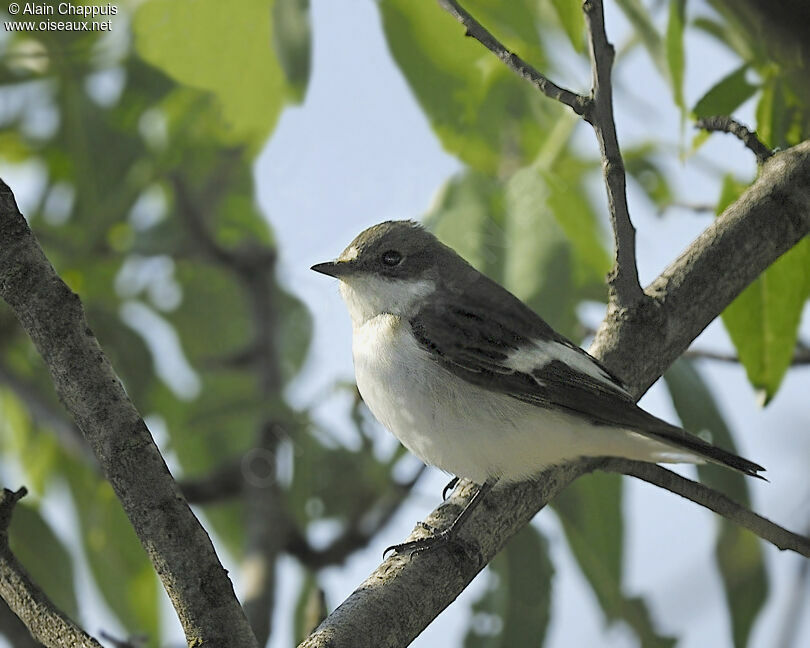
<box><xmin>350</xmin><ymin>315</ymin><xmax>688</xmax><ymax>484</ymax></box>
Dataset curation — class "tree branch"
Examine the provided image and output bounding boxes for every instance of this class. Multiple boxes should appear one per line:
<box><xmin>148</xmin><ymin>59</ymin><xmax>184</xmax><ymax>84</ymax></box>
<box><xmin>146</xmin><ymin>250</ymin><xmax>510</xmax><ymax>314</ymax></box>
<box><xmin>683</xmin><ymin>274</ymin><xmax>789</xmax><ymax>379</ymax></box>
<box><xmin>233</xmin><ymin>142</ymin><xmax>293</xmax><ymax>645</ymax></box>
<box><xmin>0</xmin><ymin>487</ymin><xmax>102</xmax><ymax>648</ymax></box>
<box><xmin>594</xmin><ymin>141</ymin><xmax>810</xmax><ymax>393</ymax></box>
<box><xmin>298</xmin><ymin>141</ymin><xmax>810</xmax><ymax>648</ymax></box>
<box><xmin>696</xmin><ymin>115</ymin><xmax>774</xmax><ymax>165</ymax></box>
<box><xmin>436</xmin><ymin>0</ymin><xmax>590</xmax><ymax>116</ymax></box>
<box><xmin>299</xmin><ymin>464</ymin><xmax>598</xmax><ymax>648</ymax></box>
<box><xmin>685</xmin><ymin>346</ymin><xmax>810</xmax><ymax>366</ymax></box>
<box><xmin>0</xmin><ymin>180</ymin><xmax>259</xmax><ymax>648</ymax></box>
<box><xmin>438</xmin><ymin>0</ymin><xmax>643</xmax><ymax>307</ymax></box>
<box><xmin>601</xmin><ymin>460</ymin><xmax>810</xmax><ymax>556</ymax></box>
<box><xmin>584</xmin><ymin>0</ymin><xmax>644</xmax><ymax>307</ymax></box>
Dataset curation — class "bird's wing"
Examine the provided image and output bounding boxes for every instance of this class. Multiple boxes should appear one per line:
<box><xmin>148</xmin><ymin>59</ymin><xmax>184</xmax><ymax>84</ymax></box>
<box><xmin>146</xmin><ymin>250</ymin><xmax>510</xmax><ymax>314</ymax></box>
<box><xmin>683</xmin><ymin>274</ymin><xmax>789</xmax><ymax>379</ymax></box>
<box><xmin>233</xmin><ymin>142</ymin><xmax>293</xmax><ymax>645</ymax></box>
<box><xmin>409</xmin><ymin>291</ymin><xmax>637</xmax><ymax>426</ymax></box>
<box><xmin>409</xmin><ymin>283</ymin><xmax>764</xmax><ymax>477</ymax></box>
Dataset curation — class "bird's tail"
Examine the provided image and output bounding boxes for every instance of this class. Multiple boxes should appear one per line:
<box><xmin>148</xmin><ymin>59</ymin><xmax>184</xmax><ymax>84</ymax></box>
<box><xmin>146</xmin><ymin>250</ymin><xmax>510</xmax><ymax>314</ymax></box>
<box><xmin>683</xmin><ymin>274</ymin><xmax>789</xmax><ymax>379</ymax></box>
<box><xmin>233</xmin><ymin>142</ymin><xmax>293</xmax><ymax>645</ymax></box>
<box><xmin>629</xmin><ymin>408</ymin><xmax>766</xmax><ymax>479</ymax></box>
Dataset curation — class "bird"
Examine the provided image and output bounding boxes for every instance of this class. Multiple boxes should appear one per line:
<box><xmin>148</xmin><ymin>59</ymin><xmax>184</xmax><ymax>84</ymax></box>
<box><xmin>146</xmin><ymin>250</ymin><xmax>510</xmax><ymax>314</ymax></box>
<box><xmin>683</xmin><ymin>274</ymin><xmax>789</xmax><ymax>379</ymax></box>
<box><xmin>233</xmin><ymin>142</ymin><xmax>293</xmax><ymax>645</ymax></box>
<box><xmin>311</xmin><ymin>220</ymin><xmax>764</xmax><ymax>553</ymax></box>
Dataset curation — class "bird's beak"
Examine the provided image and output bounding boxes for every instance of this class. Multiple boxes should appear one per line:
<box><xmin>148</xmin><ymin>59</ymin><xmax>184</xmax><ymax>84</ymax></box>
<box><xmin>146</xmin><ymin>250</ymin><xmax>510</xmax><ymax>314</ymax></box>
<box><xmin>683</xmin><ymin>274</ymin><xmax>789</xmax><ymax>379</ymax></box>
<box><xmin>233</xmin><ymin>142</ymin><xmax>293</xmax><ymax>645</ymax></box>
<box><xmin>310</xmin><ymin>260</ymin><xmax>354</xmax><ymax>279</ymax></box>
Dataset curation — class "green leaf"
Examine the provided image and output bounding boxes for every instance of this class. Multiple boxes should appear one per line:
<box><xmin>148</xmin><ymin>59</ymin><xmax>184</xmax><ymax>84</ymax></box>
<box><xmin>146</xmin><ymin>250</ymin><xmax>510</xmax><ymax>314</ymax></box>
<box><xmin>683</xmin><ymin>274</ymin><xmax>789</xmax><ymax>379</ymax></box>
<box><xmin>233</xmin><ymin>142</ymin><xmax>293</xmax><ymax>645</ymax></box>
<box><xmin>379</xmin><ymin>0</ymin><xmax>553</xmax><ymax>173</ymax></box>
<box><xmin>134</xmin><ymin>0</ymin><xmax>289</xmax><ymax>149</ymax></box>
<box><xmin>294</xmin><ymin>571</ymin><xmax>326</xmax><ymax>644</ymax></box>
<box><xmin>624</xmin><ymin>145</ymin><xmax>674</xmax><ymax>208</ymax></box>
<box><xmin>273</xmin><ymin>0</ymin><xmax>312</xmax><ymax>102</ymax></box>
<box><xmin>550</xmin><ymin>0</ymin><xmax>585</xmax><ymax>52</ymax></box>
<box><xmin>9</xmin><ymin>503</ymin><xmax>79</xmax><ymax>621</ymax></box>
<box><xmin>554</xmin><ymin>473</ymin><xmax>676</xmax><ymax>647</ymax></box>
<box><xmin>503</xmin><ymin>166</ymin><xmax>579</xmax><ymax>336</ymax></box>
<box><xmin>464</xmin><ymin>526</ymin><xmax>553</xmax><ymax>648</ymax></box>
<box><xmin>614</xmin><ymin>0</ymin><xmax>666</xmax><ymax>77</ymax></box>
<box><xmin>665</xmin><ymin>0</ymin><xmax>687</xmax><ymax>111</ymax></box>
<box><xmin>664</xmin><ymin>359</ymin><xmax>768</xmax><ymax>648</ymax></box>
<box><xmin>692</xmin><ymin>17</ymin><xmax>754</xmax><ymax>61</ymax></box>
<box><xmin>716</xmin><ymin>176</ymin><xmax>810</xmax><ymax>402</ymax></box>
<box><xmin>692</xmin><ymin>65</ymin><xmax>759</xmax><ymax>119</ymax></box>
<box><xmin>755</xmin><ymin>76</ymin><xmax>804</xmax><ymax>150</ymax></box>
<box><xmin>425</xmin><ymin>171</ymin><xmax>505</xmax><ymax>280</ymax></box>
<box><xmin>426</xmin><ymin>163</ymin><xmax>610</xmax><ymax>335</ymax></box>
<box><xmin>65</xmin><ymin>460</ymin><xmax>160</xmax><ymax>644</ymax></box>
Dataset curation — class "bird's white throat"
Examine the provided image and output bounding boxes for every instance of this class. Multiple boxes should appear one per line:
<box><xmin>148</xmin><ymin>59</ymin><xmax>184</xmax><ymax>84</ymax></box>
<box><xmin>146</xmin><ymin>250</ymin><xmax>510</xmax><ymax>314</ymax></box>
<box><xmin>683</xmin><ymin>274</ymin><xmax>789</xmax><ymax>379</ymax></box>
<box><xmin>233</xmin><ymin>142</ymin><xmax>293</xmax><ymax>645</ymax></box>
<box><xmin>339</xmin><ymin>276</ymin><xmax>436</xmax><ymax>325</ymax></box>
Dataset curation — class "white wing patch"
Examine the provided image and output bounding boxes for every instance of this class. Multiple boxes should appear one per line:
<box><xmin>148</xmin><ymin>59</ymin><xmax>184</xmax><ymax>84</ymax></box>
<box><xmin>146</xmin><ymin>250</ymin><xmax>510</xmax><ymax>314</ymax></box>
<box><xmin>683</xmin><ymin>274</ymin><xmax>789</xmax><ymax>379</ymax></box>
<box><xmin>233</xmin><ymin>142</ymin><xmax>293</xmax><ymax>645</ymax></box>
<box><xmin>505</xmin><ymin>338</ymin><xmax>628</xmax><ymax>394</ymax></box>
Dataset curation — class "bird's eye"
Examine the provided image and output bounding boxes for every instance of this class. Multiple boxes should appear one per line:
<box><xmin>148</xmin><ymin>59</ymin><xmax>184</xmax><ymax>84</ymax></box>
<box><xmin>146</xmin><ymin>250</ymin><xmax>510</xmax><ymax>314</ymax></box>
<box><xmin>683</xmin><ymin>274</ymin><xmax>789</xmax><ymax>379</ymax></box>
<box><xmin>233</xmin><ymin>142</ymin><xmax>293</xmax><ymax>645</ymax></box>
<box><xmin>381</xmin><ymin>250</ymin><xmax>402</xmax><ymax>267</ymax></box>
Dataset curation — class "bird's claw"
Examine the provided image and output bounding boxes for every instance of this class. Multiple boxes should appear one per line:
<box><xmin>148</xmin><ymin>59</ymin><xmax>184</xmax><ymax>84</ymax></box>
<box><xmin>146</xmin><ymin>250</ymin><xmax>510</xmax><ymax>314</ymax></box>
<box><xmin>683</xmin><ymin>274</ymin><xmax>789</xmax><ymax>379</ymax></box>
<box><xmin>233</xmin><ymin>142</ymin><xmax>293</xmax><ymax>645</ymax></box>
<box><xmin>383</xmin><ymin>527</ymin><xmax>457</xmax><ymax>558</ymax></box>
<box><xmin>442</xmin><ymin>477</ymin><xmax>459</xmax><ymax>500</ymax></box>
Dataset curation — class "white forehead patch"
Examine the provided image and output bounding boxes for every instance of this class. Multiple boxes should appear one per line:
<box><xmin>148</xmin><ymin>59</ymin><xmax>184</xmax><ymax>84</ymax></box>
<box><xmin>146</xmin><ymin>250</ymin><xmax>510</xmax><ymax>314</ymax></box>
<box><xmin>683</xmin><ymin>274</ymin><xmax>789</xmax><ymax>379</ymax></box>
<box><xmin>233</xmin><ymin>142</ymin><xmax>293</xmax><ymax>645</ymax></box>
<box><xmin>339</xmin><ymin>245</ymin><xmax>359</xmax><ymax>261</ymax></box>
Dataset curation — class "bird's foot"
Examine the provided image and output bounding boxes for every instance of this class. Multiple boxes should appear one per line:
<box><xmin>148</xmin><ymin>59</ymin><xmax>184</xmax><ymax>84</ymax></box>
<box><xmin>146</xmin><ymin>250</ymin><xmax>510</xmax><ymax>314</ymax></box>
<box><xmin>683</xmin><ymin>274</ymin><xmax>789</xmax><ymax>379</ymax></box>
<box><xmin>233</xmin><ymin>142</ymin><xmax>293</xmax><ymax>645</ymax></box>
<box><xmin>383</xmin><ymin>525</ymin><xmax>458</xmax><ymax>558</ymax></box>
<box><xmin>442</xmin><ymin>477</ymin><xmax>459</xmax><ymax>500</ymax></box>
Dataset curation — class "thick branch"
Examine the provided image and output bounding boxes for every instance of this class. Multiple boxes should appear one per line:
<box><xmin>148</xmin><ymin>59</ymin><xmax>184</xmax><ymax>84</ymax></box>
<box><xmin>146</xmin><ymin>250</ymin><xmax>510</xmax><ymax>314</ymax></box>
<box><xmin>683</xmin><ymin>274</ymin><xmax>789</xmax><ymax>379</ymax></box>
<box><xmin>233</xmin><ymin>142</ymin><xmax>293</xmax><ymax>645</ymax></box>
<box><xmin>436</xmin><ymin>0</ymin><xmax>590</xmax><ymax>116</ymax></box>
<box><xmin>299</xmin><ymin>141</ymin><xmax>810</xmax><ymax>648</ymax></box>
<box><xmin>584</xmin><ymin>0</ymin><xmax>644</xmax><ymax>306</ymax></box>
<box><xmin>601</xmin><ymin>460</ymin><xmax>810</xmax><ymax>556</ymax></box>
<box><xmin>594</xmin><ymin>141</ymin><xmax>810</xmax><ymax>393</ymax></box>
<box><xmin>0</xmin><ymin>488</ymin><xmax>102</xmax><ymax>648</ymax></box>
<box><xmin>0</xmin><ymin>180</ymin><xmax>259</xmax><ymax>648</ymax></box>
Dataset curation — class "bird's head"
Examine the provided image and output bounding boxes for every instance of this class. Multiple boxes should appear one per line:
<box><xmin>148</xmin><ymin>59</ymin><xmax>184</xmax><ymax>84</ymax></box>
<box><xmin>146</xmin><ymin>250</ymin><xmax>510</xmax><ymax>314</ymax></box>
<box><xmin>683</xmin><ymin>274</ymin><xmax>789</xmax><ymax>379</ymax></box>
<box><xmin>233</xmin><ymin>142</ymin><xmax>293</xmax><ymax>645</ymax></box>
<box><xmin>311</xmin><ymin>220</ymin><xmax>459</xmax><ymax>324</ymax></box>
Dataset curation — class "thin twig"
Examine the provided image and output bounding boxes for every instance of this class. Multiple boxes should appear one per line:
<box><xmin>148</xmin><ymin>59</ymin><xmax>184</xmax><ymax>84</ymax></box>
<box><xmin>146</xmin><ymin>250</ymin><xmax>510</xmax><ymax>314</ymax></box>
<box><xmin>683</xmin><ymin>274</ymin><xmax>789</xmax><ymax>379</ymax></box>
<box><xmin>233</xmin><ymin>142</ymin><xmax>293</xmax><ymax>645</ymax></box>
<box><xmin>696</xmin><ymin>116</ymin><xmax>774</xmax><ymax>165</ymax></box>
<box><xmin>584</xmin><ymin>0</ymin><xmax>644</xmax><ymax>307</ymax></box>
<box><xmin>438</xmin><ymin>0</ymin><xmax>643</xmax><ymax>307</ymax></box>
<box><xmin>0</xmin><ymin>487</ymin><xmax>104</xmax><ymax>648</ymax></box>
<box><xmin>685</xmin><ymin>347</ymin><xmax>810</xmax><ymax>366</ymax></box>
<box><xmin>436</xmin><ymin>0</ymin><xmax>590</xmax><ymax>117</ymax></box>
<box><xmin>600</xmin><ymin>460</ymin><xmax>810</xmax><ymax>556</ymax></box>
<box><xmin>287</xmin><ymin>466</ymin><xmax>426</xmax><ymax>569</ymax></box>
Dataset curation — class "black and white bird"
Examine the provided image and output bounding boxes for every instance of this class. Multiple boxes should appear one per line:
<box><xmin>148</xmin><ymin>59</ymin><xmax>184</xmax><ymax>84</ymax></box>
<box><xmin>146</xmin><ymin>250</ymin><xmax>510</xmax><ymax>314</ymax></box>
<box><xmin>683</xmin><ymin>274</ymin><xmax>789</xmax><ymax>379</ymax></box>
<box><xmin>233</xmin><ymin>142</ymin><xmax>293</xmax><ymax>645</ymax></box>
<box><xmin>311</xmin><ymin>221</ymin><xmax>764</xmax><ymax>551</ymax></box>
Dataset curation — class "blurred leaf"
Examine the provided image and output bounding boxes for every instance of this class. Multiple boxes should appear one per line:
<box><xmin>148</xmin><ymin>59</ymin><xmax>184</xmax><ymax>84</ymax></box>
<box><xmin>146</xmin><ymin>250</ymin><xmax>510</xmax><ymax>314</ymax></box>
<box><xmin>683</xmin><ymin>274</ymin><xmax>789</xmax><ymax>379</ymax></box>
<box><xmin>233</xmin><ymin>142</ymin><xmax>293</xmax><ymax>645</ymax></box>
<box><xmin>717</xmin><ymin>176</ymin><xmax>810</xmax><ymax>402</ymax></box>
<box><xmin>65</xmin><ymin>460</ymin><xmax>160</xmax><ymax>645</ymax></box>
<box><xmin>426</xmin><ymin>171</ymin><xmax>506</xmax><ymax>280</ymax></box>
<box><xmin>464</xmin><ymin>525</ymin><xmax>553</xmax><ymax>648</ymax></box>
<box><xmin>134</xmin><ymin>0</ymin><xmax>288</xmax><ymax>149</ymax></box>
<box><xmin>692</xmin><ymin>17</ymin><xmax>754</xmax><ymax>61</ymax></box>
<box><xmin>273</xmin><ymin>0</ymin><xmax>312</xmax><ymax>102</ymax></box>
<box><xmin>0</xmin><ymin>389</ymin><xmax>61</xmax><ymax>494</ymax></box>
<box><xmin>9</xmin><ymin>503</ymin><xmax>79</xmax><ymax>621</ymax></box>
<box><xmin>288</xmin><ymin>427</ymin><xmax>393</xmax><ymax>527</ymax></box>
<box><xmin>664</xmin><ymin>359</ymin><xmax>767</xmax><ymax>648</ymax></box>
<box><xmin>624</xmin><ymin>145</ymin><xmax>674</xmax><ymax>208</ymax></box>
<box><xmin>427</xmin><ymin>162</ymin><xmax>608</xmax><ymax>336</ymax></box>
<box><xmin>542</xmin><ymin>156</ymin><xmax>612</xmax><ymax>299</ymax></box>
<box><xmin>294</xmin><ymin>570</ymin><xmax>326</xmax><ymax>644</ymax></box>
<box><xmin>503</xmin><ymin>166</ymin><xmax>579</xmax><ymax>336</ymax></box>
<box><xmin>692</xmin><ymin>65</ymin><xmax>759</xmax><ymax>119</ymax></box>
<box><xmin>379</xmin><ymin>0</ymin><xmax>554</xmax><ymax>174</ymax></box>
<box><xmin>554</xmin><ymin>473</ymin><xmax>676</xmax><ymax>647</ymax></box>
<box><xmin>665</xmin><ymin>0</ymin><xmax>687</xmax><ymax>111</ymax></box>
<box><xmin>276</xmin><ymin>286</ymin><xmax>313</xmax><ymax>384</ymax></box>
<box><xmin>550</xmin><ymin>0</ymin><xmax>585</xmax><ymax>52</ymax></box>
<box><xmin>614</xmin><ymin>0</ymin><xmax>666</xmax><ymax>76</ymax></box>
<box><xmin>756</xmin><ymin>76</ymin><xmax>804</xmax><ymax>149</ymax></box>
